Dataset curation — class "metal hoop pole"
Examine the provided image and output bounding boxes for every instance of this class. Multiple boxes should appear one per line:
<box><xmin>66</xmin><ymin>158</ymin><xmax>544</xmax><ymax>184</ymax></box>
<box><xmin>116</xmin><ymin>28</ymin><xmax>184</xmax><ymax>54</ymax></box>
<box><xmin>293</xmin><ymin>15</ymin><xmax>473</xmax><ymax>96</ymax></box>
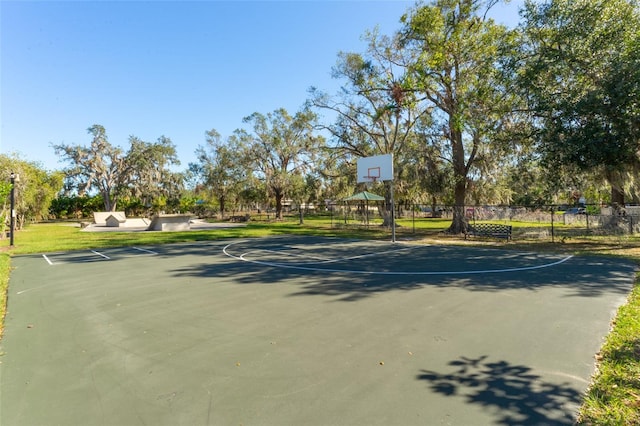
<box><xmin>390</xmin><ymin>180</ymin><xmax>396</xmax><ymax>243</ymax></box>
<box><xmin>10</xmin><ymin>173</ymin><xmax>15</xmax><ymax>246</ymax></box>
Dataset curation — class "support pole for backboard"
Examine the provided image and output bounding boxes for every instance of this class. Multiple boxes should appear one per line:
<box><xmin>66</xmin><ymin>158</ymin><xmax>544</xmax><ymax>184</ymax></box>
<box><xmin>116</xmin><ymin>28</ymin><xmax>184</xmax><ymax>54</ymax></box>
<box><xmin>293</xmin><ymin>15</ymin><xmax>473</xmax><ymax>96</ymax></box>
<box><xmin>9</xmin><ymin>173</ymin><xmax>18</xmax><ymax>247</ymax></box>
<box><xmin>390</xmin><ymin>180</ymin><xmax>396</xmax><ymax>243</ymax></box>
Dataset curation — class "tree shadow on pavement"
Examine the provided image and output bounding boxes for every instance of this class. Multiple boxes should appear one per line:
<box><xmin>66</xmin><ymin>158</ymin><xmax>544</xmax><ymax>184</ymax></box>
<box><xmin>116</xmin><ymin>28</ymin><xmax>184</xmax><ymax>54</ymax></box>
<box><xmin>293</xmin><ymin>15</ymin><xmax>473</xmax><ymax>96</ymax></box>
<box><xmin>164</xmin><ymin>237</ymin><xmax>635</xmax><ymax>301</ymax></box>
<box><xmin>417</xmin><ymin>355</ymin><xmax>582</xmax><ymax>425</ymax></box>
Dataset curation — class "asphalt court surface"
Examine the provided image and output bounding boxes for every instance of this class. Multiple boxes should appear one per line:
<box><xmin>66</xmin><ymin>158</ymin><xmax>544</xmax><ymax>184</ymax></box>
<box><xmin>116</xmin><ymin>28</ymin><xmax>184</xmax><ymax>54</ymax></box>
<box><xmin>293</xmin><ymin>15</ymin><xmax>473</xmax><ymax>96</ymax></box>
<box><xmin>1</xmin><ymin>236</ymin><xmax>636</xmax><ymax>425</ymax></box>
<box><xmin>222</xmin><ymin>238</ymin><xmax>575</xmax><ymax>275</ymax></box>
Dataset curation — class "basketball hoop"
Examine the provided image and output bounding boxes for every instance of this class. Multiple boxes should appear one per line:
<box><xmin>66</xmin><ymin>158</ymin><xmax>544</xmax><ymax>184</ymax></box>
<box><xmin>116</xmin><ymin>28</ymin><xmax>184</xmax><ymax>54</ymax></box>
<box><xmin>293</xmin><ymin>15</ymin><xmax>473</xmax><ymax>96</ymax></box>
<box><xmin>362</xmin><ymin>167</ymin><xmax>380</xmax><ymax>189</ymax></box>
<box><xmin>355</xmin><ymin>154</ymin><xmax>396</xmax><ymax>242</ymax></box>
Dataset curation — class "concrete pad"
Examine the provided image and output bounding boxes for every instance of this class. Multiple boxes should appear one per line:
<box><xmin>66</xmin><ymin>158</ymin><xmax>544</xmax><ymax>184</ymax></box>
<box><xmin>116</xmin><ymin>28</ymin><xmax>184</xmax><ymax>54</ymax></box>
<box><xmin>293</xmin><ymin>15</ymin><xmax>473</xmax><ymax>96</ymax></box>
<box><xmin>0</xmin><ymin>237</ymin><xmax>635</xmax><ymax>425</ymax></box>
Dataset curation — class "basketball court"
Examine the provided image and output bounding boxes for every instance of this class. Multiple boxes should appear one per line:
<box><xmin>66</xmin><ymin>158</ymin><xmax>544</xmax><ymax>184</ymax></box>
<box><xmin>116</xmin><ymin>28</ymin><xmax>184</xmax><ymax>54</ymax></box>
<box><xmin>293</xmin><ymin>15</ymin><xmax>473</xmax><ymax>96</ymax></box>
<box><xmin>1</xmin><ymin>236</ymin><xmax>635</xmax><ymax>425</ymax></box>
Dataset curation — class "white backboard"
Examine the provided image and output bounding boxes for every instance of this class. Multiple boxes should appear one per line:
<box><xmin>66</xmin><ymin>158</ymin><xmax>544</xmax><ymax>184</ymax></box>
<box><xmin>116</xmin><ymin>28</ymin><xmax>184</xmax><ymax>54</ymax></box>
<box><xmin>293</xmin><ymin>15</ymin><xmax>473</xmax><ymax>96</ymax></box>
<box><xmin>357</xmin><ymin>154</ymin><xmax>393</xmax><ymax>183</ymax></box>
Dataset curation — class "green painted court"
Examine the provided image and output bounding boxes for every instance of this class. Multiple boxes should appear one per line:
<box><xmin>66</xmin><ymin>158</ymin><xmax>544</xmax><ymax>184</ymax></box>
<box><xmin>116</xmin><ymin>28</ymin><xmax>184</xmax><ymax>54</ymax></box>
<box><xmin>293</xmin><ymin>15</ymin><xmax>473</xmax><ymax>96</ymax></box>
<box><xmin>1</xmin><ymin>236</ymin><xmax>635</xmax><ymax>425</ymax></box>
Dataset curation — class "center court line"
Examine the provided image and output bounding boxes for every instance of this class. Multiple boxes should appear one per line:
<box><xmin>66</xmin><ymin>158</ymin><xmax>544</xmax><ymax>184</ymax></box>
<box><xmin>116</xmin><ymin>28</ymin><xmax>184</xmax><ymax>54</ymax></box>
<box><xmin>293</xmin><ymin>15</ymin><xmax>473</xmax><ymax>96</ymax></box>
<box><xmin>223</xmin><ymin>242</ymin><xmax>574</xmax><ymax>275</ymax></box>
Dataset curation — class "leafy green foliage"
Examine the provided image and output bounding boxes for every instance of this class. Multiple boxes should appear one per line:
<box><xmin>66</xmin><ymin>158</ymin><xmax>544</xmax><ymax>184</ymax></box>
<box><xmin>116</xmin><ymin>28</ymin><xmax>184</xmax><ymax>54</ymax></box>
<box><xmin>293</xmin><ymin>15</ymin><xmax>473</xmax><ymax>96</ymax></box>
<box><xmin>53</xmin><ymin>125</ymin><xmax>181</xmax><ymax>212</ymax></box>
<box><xmin>310</xmin><ymin>27</ymin><xmax>427</xmax><ymax>211</ymax></box>
<box><xmin>400</xmin><ymin>0</ymin><xmax>523</xmax><ymax>232</ymax></box>
<box><xmin>237</xmin><ymin>108</ymin><xmax>325</xmax><ymax>219</ymax></box>
<box><xmin>0</xmin><ymin>154</ymin><xmax>63</xmax><ymax>230</ymax></box>
<box><xmin>520</xmin><ymin>0</ymin><xmax>640</xmax><ymax>204</ymax></box>
<box><xmin>49</xmin><ymin>195</ymin><xmax>103</xmax><ymax>219</ymax></box>
<box><xmin>189</xmin><ymin>129</ymin><xmax>247</xmax><ymax>218</ymax></box>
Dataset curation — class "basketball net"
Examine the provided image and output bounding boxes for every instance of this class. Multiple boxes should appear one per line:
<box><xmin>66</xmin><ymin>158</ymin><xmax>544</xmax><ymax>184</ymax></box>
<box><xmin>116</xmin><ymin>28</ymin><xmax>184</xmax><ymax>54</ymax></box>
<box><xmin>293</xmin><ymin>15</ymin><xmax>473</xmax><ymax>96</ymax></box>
<box><xmin>363</xmin><ymin>176</ymin><xmax>378</xmax><ymax>190</ymax></box>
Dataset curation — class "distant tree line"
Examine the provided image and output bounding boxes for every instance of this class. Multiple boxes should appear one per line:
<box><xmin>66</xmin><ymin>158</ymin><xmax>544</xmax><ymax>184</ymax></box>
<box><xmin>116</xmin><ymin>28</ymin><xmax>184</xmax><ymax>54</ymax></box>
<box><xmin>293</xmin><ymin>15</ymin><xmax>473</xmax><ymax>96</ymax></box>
<box><xmin>0</xmin><ymin>155</ymin><xmax>63</xmax><ymax>234</ymax></box>
<box><xmin>9</xmin><ymin>0</ymin><xmax>639</xmax><ymax>233</ymax></box>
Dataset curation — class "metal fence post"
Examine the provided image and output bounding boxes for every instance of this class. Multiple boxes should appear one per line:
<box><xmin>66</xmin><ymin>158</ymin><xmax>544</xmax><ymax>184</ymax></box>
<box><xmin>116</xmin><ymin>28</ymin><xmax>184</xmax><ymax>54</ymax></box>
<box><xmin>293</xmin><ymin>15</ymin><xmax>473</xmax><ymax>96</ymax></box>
<box><xmin>586</xmin><ymin>212</ymin><xmax>589</xmax><ymax>233</ymax></box>
<box><xmin>412</xmin><ymin>206</ymin><xmax>416</xmax><ymax>234</ymax></box>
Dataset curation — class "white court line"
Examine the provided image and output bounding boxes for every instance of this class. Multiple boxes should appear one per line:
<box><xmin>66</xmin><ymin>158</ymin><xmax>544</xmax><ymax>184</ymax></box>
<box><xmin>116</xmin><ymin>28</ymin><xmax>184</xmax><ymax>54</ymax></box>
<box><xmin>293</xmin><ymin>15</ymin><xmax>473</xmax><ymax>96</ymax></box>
<box><xmin>42</xmin><ymin>247</ymin><xmax>153</xmax><ymax>266</ymax></box>
<box><xmin>132</xmin><ymin>247</ymin><xmax>158</xmax><ymax>255</ymax></box>
<box><xmin>91</xmin><ymin>250</ymin><xmax>111</xmax><ymax>260</ymax></box>
<box><xmin>17</xmin><ymin>285</ymin><xmax>50</xmax><ymax>295</ymax></box>
<box><xmin>223</xmin><ymin>241</ymin><xmax>574</xmax><ymax>275</ymax></box>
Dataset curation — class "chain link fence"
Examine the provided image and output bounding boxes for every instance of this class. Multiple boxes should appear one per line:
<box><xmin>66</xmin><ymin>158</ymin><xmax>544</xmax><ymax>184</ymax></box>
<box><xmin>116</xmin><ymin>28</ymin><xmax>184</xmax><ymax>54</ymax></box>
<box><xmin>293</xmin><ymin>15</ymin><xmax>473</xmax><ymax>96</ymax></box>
<box><xmin>320</xmin><ymin>203</ymin><xmax>640</xmax><ymax>240</ymax></box>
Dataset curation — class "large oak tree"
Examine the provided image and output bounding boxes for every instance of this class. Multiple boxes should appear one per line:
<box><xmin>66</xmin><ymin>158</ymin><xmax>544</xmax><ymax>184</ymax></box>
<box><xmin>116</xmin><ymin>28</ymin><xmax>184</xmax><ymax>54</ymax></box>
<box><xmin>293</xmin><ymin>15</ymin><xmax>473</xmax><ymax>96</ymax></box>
<box><xmin>400</xmin><ymin>0</ymin><xmax>521</xmax><ymax>233</ymax></box>
<box><xmin>54</xmin><ymin>125</ymin><xmax>180</xmax><ymax>212</ymax></box>
<box><xmin>189</xmin><ymin>129</ymin><xmax>247</xmax><ymax>218</ymax></box>
<box><xmin>236</xmin><ymin>108</ymin><xmax>324</xmax><ymax>219</ymax></box>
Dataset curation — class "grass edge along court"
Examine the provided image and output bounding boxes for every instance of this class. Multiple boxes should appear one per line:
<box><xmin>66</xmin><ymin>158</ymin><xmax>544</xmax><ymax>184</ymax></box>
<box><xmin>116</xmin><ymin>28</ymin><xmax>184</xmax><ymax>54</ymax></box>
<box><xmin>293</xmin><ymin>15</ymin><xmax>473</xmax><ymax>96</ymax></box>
<box><xmin>1</xmin><ymin>220</ymin><xmax>640</xmax><ymax>424</ymax></box>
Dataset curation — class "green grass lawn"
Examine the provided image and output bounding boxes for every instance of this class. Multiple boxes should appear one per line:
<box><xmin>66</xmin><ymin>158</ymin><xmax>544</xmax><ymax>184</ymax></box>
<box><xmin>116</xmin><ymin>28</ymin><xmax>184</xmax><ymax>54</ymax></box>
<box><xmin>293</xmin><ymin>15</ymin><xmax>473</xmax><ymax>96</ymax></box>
<box><xmin>1</xmin><ymin>218</ymin><xmax>639</xmax><ymax>423</ymax></box>
<box><xmin>577</xmin><ymin>283</ymin><xmax>640</xmax><ymax>424</ymax></box>
<box><xmin>0</xmin><ymin>252</ymin><xmax>9</xmax><ymax>337</ymax></box>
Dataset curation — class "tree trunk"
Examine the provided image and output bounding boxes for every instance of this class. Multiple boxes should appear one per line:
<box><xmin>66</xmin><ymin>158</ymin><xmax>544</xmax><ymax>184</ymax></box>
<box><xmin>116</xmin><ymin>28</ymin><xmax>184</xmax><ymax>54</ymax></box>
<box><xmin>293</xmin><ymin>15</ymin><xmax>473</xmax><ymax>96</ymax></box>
<box><xmin>103</xmin><ymin>198</ymin><xmax>116</xmax><ymax>212</ymax></box>
<box><xmin>17</xmin><ymin>213</ymin><xmax>25</xmax><ymax>231</ymax></box>
<box><xmin>605</xmin><ymin>168</ymin><xmax>625</xmax><ymax>207</ymax></box>
<box><xmin>219</xmin><ymin>195</ymin><xmax>226</xmax><ymax>219</ymax></box>
<box><xmin>275</xmin><ymin>190</ymin><xmax>284</xmax><ymax>220</ymax></box>
<box><xmin>447</xmin><ymin>128</ymin><xmax>469</xmax><ymax>234</ymax></box>
<box><xmin>380</xmin><ymin>182</ymin><xmax>395</xmax><ymax>227</ymax></box>
<box><xmin>381</xmin><ymin>202</ymin><xmax>392</xmax><ymax>227</ymax></box>
<box><xmin>611</xmin><ymin>185</ymin><xmax>625</xmax><ymax>207</ymax></box>
<box><xmin>102</xmin><ymin>187</ymin><xmax>116</xmax><ymax>212</ymax></box>
<box><xmin>448</xmin><ymin>180</ymin><xmax>468</xmax><ymax>234</ymax></box>
<box><xmin>381</xmin><ymin>207</ymin><xmax>392</xmax><ymax>227</ymax></box>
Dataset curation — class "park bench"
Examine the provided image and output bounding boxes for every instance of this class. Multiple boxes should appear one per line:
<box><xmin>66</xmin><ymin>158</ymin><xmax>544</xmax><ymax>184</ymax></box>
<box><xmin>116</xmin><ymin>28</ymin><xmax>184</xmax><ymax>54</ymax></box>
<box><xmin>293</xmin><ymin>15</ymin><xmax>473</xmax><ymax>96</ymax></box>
<box><xmin>230</xmin><ymin>214</ymin><xmax>251</xmax><ymax>223</ymax></box>
<box><xmin>465</xmin><ymin>223</ymin><xmax>512</xmax><ymax>241</ymax></box>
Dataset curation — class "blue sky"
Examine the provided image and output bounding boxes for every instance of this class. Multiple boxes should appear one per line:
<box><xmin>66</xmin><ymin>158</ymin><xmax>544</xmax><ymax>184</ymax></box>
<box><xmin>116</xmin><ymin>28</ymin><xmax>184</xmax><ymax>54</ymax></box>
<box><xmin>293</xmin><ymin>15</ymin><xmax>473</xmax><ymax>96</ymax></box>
<box><xmin>1</xmin><ymin>0</ymin><xmax>524</xmax><ymax>172</ymax></box>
